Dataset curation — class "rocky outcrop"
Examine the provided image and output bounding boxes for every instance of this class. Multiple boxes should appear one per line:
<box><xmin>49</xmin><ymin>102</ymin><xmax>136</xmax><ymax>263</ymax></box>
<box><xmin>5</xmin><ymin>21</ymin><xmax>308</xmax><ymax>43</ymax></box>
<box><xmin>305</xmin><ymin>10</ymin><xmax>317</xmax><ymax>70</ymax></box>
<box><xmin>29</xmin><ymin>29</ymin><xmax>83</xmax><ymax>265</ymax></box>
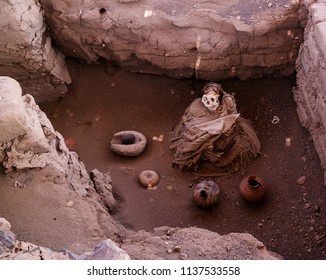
<box><xmin>294</xmin><ymin>0</ymin><xmax>326</xmax><ymax>185</ymax></box>
<box><xmin>0</xmin><ymin>0</ymin><xmax>71</xmax><ymax>102</ymax></box>
<box><xmin>40</xmin><ymin>0</ymin><xmax>303</xmax><ymax>81</ymax></box>
<box><xmin>0</xmin><ymin>76</ymin><xmax>91</xmax><ymax>196</ymax></box>
<box><xmin>121</xmin><ymin>226</ymin><xmax>282</xmax><ymax>260</ymax></box>
<box><xmin>79</xmin><ymin>239</ymin><xmax>131</xmax><ymax>260</ymax></box>
<box><xmin>0</xmin><ymin>216</ymin><xmax>281</xmax><ymax>260</ymax></box>
<box><xmin>0</xmin><ymin>76</ymin><xmax>124</xmax><ymax>253</ymax></box>
<box><xmin>0</xmin><ymin>217</ymin><xmax>72</xmax><ymax>260</ymax></box>
<box><xmin>0</xmin><ymin>217</ymin><xmax>130</xmax><ymax>260</ymax></box>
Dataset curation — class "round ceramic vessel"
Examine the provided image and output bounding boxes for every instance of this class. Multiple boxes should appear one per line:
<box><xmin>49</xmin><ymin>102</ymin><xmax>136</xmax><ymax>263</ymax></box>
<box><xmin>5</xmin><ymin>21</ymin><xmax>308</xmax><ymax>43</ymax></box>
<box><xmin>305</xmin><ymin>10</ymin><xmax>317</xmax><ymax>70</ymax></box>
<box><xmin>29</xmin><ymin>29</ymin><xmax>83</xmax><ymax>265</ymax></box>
<box><xmin>193</xmin><ymin>180</ymin><xmax>221</xmax><ymax>208</ymax></box>
<box><xmin>239</xmin><ymin>174</ymin><xmax>267</xmax><ymax>203</ymax></box>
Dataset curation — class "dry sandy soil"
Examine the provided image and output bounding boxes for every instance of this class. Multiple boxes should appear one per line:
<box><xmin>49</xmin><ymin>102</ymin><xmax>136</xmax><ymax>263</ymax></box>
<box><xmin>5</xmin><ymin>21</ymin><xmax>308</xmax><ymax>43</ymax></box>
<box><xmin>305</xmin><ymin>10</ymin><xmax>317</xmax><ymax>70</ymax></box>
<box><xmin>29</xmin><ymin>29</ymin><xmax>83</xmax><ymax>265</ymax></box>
<box><xmin>40</xmin><ymin>59</ymin><xmax>326</xmax><ymax>260</ymax></box>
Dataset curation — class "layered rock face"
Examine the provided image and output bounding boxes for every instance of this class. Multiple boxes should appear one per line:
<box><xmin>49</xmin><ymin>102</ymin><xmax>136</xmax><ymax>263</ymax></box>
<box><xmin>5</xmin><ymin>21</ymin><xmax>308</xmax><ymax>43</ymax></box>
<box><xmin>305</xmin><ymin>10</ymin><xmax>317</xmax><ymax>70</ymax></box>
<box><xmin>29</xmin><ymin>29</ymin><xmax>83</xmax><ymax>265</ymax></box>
<box><xmin>294</xmin><ymin>0</ymin><xmax>326</xmax><ymax>185</ymax></box>
<box><xmin>0</xmin><ymin>0</ymin><xmax>71</xmax><ymax>102</ymax></box>
<box><xmin>40</xmin><ymin>0</ymin><xmax>303</xmax><ymax>80</ymax></box>
<box><xmin>0</xmin><ymin>76</ymin><xmax>91</xmax><ymax>196</ymax></box>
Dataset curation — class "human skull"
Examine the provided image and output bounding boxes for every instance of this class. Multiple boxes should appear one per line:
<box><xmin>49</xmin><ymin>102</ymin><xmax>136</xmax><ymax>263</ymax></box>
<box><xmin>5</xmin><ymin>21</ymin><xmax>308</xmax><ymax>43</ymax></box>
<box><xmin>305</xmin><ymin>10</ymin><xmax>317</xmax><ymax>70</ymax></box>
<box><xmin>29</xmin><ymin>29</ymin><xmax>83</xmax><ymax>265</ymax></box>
<box><xmin>201</xmin><ymin>91</ymin><xmax>220</xmax><ymax>111</ymax></box>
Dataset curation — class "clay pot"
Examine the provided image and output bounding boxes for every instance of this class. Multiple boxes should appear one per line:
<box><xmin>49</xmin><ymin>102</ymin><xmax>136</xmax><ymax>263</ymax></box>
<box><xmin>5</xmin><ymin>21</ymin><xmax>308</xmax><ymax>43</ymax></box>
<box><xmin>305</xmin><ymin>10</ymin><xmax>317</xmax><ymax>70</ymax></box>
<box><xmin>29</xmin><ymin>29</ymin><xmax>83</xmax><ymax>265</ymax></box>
<box><xmin>110</xmin><ymin>130</ymin><xmax>146</xmax><ymax>157</ymax></box>
<box><xmin>193</xmin><ymin>180</ymin><xmax>221</xmax><ymax>208</ymax></box>
<box><xmin>239</xmin><ymin>174</ymin><xmax>267</xmax><ymax>203</ymax></box>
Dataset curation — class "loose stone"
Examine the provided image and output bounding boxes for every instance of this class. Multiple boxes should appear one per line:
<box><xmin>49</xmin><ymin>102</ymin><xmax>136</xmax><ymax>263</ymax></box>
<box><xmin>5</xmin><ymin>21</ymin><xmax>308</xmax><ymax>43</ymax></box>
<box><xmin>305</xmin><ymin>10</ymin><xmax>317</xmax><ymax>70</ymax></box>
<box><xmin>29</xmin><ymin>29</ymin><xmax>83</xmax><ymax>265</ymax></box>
<box><xmin>66</xmin><ymin>201</ymin><xmax>74</xmax><ymax>207</ymax></box>
<box><xmin>167</xmin><ymin>248</ymin><xmax>173</xmax><ymax>254</ymax></box>
<box><xmin>121</xmin><ymin>133</ymin><xmax>135</xmax><ymax>144</ymax></box>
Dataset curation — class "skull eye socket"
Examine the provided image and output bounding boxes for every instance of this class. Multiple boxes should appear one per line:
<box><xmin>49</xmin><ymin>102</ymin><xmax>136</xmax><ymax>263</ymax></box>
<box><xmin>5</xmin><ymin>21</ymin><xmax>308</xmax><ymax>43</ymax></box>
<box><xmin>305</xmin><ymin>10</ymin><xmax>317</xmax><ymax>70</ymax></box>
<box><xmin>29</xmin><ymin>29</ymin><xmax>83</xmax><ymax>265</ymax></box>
<box><xmin>211</xmin><ymin>97</ymin><xmax>215</xmax><ymax>102</ymax></box>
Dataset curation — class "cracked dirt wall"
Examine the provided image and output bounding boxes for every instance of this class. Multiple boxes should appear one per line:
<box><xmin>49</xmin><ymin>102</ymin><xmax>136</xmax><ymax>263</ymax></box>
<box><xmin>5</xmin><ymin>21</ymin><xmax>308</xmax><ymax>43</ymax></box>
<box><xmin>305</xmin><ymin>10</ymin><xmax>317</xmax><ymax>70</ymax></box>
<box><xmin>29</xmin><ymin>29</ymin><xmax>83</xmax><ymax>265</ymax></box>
<box><xmin>0</xmin><ymin>0</ymin><xmax>71</xmax><ymax>102</ymax></box>
<box><xmin>40</xmin><ymin>0</ymin><xmax>303</xmax><ymax>81</ymax></box>
<box><xmin>0</xmin><ymin>0</ymin><xmax>305</xmax><ymax>101</ymax></box>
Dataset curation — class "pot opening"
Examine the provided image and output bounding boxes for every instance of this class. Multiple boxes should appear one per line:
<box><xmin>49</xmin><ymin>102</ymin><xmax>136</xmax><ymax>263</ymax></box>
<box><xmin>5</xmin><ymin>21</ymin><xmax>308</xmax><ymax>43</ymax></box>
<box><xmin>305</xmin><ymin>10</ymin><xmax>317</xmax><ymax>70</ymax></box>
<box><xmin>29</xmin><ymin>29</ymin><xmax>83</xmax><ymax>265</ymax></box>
<box><xmin>200</xmin><ymin>190</ymin><xmax>208</xmax><ymax>200</ymax></box>
<box><xmin>249</xmin><ymin>179</ymin><xmax>259</xmax><ymax>188</ymax></box>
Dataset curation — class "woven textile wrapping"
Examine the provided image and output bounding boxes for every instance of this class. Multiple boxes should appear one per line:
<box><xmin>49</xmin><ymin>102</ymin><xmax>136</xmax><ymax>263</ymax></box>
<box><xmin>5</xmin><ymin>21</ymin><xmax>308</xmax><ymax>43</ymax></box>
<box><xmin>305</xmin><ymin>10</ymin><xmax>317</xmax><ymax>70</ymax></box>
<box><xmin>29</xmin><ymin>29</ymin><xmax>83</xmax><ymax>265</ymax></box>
<box><xmin>169</xmin><ymin>94</ymin><xmax>261</xmax><ymax>176</ymax></box>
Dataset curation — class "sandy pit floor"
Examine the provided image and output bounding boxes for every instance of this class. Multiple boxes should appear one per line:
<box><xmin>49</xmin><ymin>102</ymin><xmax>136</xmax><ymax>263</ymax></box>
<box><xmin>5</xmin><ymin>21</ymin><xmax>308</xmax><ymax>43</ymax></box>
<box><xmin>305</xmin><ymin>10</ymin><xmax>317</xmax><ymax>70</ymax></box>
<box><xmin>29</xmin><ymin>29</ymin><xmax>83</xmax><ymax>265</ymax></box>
<box><xmin>40</xmin><ymin>59</ymin><xmax>326</xmax><ymax>259</ymax></box>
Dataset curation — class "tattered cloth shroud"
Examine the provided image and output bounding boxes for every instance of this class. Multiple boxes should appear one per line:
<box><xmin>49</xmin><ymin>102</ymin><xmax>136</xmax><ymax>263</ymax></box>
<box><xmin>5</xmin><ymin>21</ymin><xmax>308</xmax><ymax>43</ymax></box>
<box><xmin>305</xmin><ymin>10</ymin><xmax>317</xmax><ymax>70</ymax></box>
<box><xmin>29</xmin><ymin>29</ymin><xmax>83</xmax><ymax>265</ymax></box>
<box><xmin>169</xmin><ymin>96</ymin><xmax>261</xmax><ymax>176</ymax></box>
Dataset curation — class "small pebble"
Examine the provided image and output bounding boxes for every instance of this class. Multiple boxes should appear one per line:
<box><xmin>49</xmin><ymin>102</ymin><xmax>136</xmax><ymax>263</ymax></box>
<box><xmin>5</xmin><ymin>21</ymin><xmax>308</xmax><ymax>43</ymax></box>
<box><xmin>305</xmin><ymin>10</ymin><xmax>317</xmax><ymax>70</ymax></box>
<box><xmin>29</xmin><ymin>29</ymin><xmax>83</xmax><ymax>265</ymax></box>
<box><xmin>152</xmin><ymin>134</ymin><xmax>164</xmax><ymax>142</ymax></box>
<box><xmin>66</xmin><ymin>201</ymin><xmax>74</xmax><ymax>207</ymax></box>
<box><xmin>121</xmin><ymin>133</ymin><xmax>136</xmax><ymax>145</ymax></box>
<box><xmin>65</xmin><ymin>109</ymin><xmax>74</xmax><ymax>117</ymax></box>
<box><xmin>13</xmin><ymin>181</ymin><xmax>25</xmax><ymax>188</ymax></box>
<box><xmin>0</xmin><ymin>218</ymin><xmax>11</xmax><ymax>231</ymax></box>
<box><xmin>285</xmin><ymin>137</ymin><xmax>292</xmax><ymax>146</ymax></box>
<box><xmin>296</xmin><ymin>176</ymin><xmax>306</xmax><ymax>185</ymax></box>
<box><xmin>314</xmin><ymin>205</ymin><xmax>320</xmax><ymax>213</ymax></box>
<box><xmin>174</xmin><ymin>246</ymin><xmax>182</xmax><ymax>252</ymax></box>
<box><xmin>181</xmin><ymin>253</ymin><xmax>188</xmax><ymax>259</ymax></box>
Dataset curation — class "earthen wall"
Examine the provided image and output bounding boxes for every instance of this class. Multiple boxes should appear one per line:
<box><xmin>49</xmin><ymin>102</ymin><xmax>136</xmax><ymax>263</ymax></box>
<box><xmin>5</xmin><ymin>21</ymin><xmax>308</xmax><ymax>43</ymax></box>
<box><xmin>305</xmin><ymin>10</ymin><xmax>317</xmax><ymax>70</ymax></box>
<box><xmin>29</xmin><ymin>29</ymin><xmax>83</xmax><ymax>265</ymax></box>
<box><xmin>294</xmin><ymin>0</ymin><xmax>326</xmax><ymax>184</ymax></box>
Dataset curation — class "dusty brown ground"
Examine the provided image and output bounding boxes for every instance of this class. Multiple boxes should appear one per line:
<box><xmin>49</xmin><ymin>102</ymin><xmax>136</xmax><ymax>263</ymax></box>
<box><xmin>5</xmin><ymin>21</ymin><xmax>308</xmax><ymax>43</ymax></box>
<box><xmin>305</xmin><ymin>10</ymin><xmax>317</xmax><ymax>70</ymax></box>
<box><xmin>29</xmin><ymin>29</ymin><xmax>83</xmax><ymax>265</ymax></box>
<box><xmin>40</xmin><ymin>59</ymin><xmax>326</xmax><ymax>260</ymax></box>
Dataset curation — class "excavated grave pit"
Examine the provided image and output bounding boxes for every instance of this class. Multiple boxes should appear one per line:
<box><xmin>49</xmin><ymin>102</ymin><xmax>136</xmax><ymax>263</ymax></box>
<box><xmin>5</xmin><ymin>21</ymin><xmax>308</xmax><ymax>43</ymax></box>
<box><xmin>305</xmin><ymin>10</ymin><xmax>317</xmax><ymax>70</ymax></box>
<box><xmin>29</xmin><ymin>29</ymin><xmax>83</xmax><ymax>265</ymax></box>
<box><xmin>40</xmin><ymin>59</ymin><xmax>326</xmax><ymax>260</ymax></box>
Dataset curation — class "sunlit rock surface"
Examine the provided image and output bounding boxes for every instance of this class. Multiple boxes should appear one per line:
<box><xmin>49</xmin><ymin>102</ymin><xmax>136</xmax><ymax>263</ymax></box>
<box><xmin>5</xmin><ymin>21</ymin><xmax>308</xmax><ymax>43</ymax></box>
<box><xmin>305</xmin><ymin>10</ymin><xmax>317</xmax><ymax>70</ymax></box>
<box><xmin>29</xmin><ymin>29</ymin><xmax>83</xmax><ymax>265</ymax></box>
<box><xmin>0</xmin><ymin>0</ymin><xmax>71</xmax><ymax>102</ymax></box>
<box><xmin>294</xmin><ymin>0</ymin><xmax>326</xmax><ymax>185</ymax></box>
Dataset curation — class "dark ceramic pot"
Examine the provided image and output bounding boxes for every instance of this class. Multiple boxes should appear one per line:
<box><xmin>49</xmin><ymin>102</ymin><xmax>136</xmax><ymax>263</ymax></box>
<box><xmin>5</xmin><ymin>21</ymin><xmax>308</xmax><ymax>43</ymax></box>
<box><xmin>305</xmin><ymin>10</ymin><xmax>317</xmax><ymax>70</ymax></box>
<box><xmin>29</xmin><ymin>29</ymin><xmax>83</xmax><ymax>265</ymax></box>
<box><xmin>239</xmin><ymin>174</ymin><xmax>267</xmax><ymax>203</ymax></box>
<box><xmin>193</xmin><ymin>180</ymin><xmax>220</xmax><ymax>208</ymax></box>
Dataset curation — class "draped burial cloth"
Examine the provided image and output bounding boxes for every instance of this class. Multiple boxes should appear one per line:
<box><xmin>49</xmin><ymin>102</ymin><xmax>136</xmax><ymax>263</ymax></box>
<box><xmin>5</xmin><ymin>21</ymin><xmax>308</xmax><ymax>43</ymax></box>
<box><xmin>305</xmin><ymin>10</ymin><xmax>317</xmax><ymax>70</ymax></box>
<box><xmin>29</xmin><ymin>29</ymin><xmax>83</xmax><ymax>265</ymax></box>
<box><xmin>169</xmin><ymin>98</ymin><xmax>261</xmax><ymax>175</ymax></box>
